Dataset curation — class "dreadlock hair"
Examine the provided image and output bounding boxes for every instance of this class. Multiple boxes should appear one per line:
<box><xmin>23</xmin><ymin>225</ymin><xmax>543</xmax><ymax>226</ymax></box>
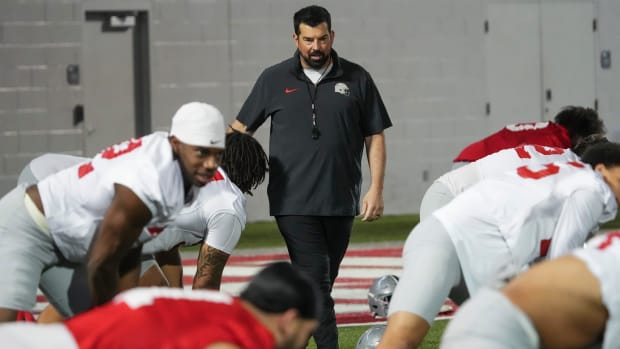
<box><xmin>220</xmin><ymin>131</ymin><xmax>268</xmax><ymax>195</ymax></box>
<box><xmin>553</xmin><ymin>106</ymin><xmax>606</xmax><ymax>147</ymax></box>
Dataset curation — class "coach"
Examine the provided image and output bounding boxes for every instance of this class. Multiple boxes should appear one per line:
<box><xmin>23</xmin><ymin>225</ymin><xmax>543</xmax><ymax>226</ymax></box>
<box><xmin>229</xmin><ymin>5</ymin><xmax>392</xmax><ymax>348</ymax></box>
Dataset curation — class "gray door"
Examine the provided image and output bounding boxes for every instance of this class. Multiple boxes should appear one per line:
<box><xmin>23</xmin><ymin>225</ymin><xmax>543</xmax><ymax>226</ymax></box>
<box><xmin>82</xmin><ymin>11</ymin><xmax>151</xmax><ymax>156</ymax></box>
<box><xmin>485</xmin><ymin>2</ymin><xmax>542</xmax><ymax>131</ymax></box>
<box><xmin>485</xmin><ymin>0</ymin><xmax>596</xmax><ymax>126</ymax></box>
<box><xmin>541</xmin><ymin>1</ymin><xmax>596</xmax><ymax>119</ymax></box>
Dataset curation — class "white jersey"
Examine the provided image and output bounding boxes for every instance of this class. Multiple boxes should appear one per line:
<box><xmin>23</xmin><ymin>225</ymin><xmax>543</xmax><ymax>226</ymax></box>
<box><xmin>37</xmin><ymin>132</ymin><xmax>195</xmax><ymax>262</ymax></box>
<box><xmin>576</xmin><ymin>232</ymin><xmax>620</xmax><ymax>349</ymax></box>
<box><xmin>22</xmin><ymin>154</ymin><xmax>245</xmax><ymax>257</ymax></box>
<box><xmin>142</xmin><ymin>167</ymin><xmax>246</xmax><ymax>255</ymax></box>
<box><xmin>434</xmin><ymin>160</ymin><xmax>617</xmax><ymax>293</ymax></box>
<box><xmin>438</xmin><ymin>145</ymin><xmax>579</xmax><ymax>196</ymax></box>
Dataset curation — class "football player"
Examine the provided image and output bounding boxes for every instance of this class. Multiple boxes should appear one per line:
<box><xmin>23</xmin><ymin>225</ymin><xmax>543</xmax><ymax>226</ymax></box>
<box><xmin>377</xmin><ymin>142</ymin><xmax>620</xmax><ymax>349</ymax></box>
<box><xmin>452</xmin><ymin>106</ymin><xmax>605</xmax><ymax>167</ymax></box>
<box><xmin>0</xmin><ymin>262</ymin><xmax>320</xmax><ymax>349</ymax></box>
<box><xmin>421</xmin><ymin>134</ymin><xmax>608</xmax><ymax>220</ymax></box>
<box><xmin>442</xmin><ymin>231</ymin><xmax>620</xmax><ymax>349</ymax></box>
<box><xmin>0</xmin><ymin>102</ymin><xmax>226</xmax><ymax>322</ymax></box>
<box><xmin>18</xmin><ymin>131</ymin><xmax>268</xmax><ymax>321</ymax></box>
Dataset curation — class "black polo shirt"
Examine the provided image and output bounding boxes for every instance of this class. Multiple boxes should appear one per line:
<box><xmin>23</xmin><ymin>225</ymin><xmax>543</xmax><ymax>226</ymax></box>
<box><xmin>237</xmin><ymin>50</ymin><xmax>392</xmax><ymax>216</ymax></box>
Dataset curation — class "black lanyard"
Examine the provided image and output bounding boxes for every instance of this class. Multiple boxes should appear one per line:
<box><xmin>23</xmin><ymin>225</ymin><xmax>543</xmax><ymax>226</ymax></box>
<box><xmin>305</xmin><ymin>59</ymin><xmax>331</xmax><ymax>140</ymax></box>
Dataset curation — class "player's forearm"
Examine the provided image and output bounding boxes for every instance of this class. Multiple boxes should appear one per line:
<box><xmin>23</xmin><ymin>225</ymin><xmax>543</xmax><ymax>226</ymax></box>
<box><xmin>88</xmin><ymin>257</ymin><xmax>120</xmax><ymax>306</ymax></box>
<box><xmin>192</xmin><ymin>244</ymin><xmax>229</xmax><ymax>290</ymax></box>
<box><xmin>88</xmin><ymin>183</ymin><xmax>153</xmax><ymax>304</ymax></box>
<box><xmin>192</xmin><ymin>274</ymin><xmax>222</xmax><ymax>290</ymax></box>
<box><xmin>365</xmin><ymin>132</ymin><xmax>386</xmax><ymax>191</ymax></box>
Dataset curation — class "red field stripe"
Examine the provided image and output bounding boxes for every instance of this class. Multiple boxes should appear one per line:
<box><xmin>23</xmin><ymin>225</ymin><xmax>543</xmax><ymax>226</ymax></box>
<box><xmin>182</xmin><ymin>276</ymin><xmax>380</xmax><ymax>286</ymax></box>
<box><xmin>334</xmin><ymin>298</ymin><xmax>367</xmax><ymax>305</ymax></box>
<box><xmin>344</xmin><ymin>247</ymin><xmax>402</xmax><ymax>257</ymax></box>
<box><xmin>336</xmin><ymin>312</ymin><xmax>378</xmax><ymax>325</ymax></box>
<box><xmin>337</xmin><ymin>283</ymin><xmax>373</xmax><ymax>289</ymax></box>
<box><xmin>182</xmin><ymin>254</ymin><xmax>289</xmax><ymax>266</ymax></box>
<box><xmin>334</xmin><ymin>277</ymin><xmax>377</xmax><ymax>283</ymax></box>
<box><xmin>338</xmin><ymin>264</ymin><xmax>401</xmax><ymax>269</ymax></box>
<box><xmin>228</xmin><ymin>254</ymin><xmax>290</xmax><ymax>263</ymax></box>
<box><xmin>182</xmin><ymin>247</ymin><xmax>402</xmax><ymax>266</ymax></box>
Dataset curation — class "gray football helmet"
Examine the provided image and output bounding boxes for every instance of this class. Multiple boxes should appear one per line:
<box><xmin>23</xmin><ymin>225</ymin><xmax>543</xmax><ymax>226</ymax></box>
<box><xmin>367</xmin><ymin>274</ymin><xmax>399</xmax><ymax>318</ymax></box>
<box><xmin>355</xmin><ymin>325</ymin><xmax>387</xmax><ymax>349</ymax></box>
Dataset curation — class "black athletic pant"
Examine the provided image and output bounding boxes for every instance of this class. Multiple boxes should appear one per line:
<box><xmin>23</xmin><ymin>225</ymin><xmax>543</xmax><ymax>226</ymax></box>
<box><xmin>275</xmin><ymin>215</ymin><xmax>354</xmax><ymax>349</ymax></box>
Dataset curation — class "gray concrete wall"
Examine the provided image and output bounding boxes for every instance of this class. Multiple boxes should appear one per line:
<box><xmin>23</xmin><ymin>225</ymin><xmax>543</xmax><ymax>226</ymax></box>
<box><xmin>0</xmin><ymin>0</ymin><xmax>617</xmax><ymax>221</ymax></box>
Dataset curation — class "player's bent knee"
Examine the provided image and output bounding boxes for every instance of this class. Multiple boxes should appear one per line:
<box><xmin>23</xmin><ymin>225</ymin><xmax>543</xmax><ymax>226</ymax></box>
<box><xmin>441</xmin><ymin>288</ymin><xmax>539</xmax><ymax>349</ymax></box>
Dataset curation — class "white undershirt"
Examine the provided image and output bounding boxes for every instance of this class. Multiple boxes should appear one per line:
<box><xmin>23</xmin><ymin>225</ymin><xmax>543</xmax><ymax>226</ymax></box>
<box><xmin>304</xmin><ymin>61</ymin><xmax>333</xmax><ymax>85</ymax></box>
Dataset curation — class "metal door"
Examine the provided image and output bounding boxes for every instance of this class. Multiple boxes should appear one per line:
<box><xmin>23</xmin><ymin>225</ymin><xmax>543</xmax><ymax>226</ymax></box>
<box><xmin>485</xmin><ymin>2</ymin><xmax>542</xmax><ymax>130</ymax></box>
<box><xmin>81</xmin><ymin>11</ymin><xmax>151</xmax><ymax>156</ymax></box>
<box><xmin>541</xmin><ymin>1</ymin><xmax>596</xmax><ymax>119</ymax></box>
<box><xmin>485</xmin><ymin>1</ymin><xmax>596</xmax><ymax>126</ymax></box>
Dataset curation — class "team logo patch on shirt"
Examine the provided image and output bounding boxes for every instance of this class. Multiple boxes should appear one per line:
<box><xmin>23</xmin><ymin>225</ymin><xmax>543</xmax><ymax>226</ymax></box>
<box><xmin>334</xmin><ymin>82</ymin><xmax>350</xmax><ymax>96</ymax></box>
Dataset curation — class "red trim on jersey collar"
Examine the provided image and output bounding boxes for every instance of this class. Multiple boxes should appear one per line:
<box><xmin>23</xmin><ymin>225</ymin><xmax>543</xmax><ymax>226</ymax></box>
<box><xmin>209</xmin><ymin>170</ymin><xmax>224</xmax><ymax>182</ymax></box>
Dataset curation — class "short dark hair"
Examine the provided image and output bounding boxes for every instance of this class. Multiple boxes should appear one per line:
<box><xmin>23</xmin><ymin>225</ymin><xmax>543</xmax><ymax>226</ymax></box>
<box><xmin>294</xmin><ymin>5</ymin><xmax>331</xmax><ymax>35</ymax></box>
<box><xmin>220</xmin><ymin>131</ymin><xmax>268</xmax><ymax>195</ymax></box>
<box><xmin>580</xmin><ymin>142</ymin><xmax>620</xmax><ymax>168</ymax></box>
<box><xmin>572</xmin><ymin>133</ymin><xmax>609</xmax><ymax>157</ymax></box>
<box><xmin>240</xmin><ymin>262</ymin><xmax>321</xmax><ymax>320</ymax></box>
<box><xmin>553</xmin><ymin>106</ymin><xmax>606</xmax><ymax>147</ymax></box>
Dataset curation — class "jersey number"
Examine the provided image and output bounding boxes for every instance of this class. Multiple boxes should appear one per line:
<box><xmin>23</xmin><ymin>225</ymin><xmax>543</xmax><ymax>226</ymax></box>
<box><xmin>517</xmin><ymin>161</ymin><xmax>584</xmax><ymax>180</ymax></box>
<box><xmin>78</xmin><ymin>138</ymin><xmax>143</xmax><ymax>178</ymax></box>
<box><xmin>505</xmin><ymin>122</ymin><xmax>550</xmax><ymax>132</ymax></box>
<box><xmin>514</xmin><ymin>145</ymin><xmax>564</xmax><ymax>159</ymax></box>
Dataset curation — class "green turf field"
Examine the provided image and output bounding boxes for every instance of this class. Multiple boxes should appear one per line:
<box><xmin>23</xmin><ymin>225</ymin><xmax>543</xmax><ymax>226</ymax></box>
<box><xmin>234</xmin><ymin>214</ymin><xmax>418</xmax><ymax>250</ymax></box>
<box><xmin>232</xmin><ymin>212</ymin><xmax>620</xmax><ymax>250</ymax></box>
<box><xmin>197</xmin><ymin>213</ymin><xmax>620</xmax><ymax>348</ymax></box>
<box><xmin>229</xmin><ymin>213</ymin><xmax>449</xmax><ymax>349</ymax></box>
<box><xmin>305</xmin><ymin>320</ymin><xmax>450</xmax><ymax>349</ymax></box>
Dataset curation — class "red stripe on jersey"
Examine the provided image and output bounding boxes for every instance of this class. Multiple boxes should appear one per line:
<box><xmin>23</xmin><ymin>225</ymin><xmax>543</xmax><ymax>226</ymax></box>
<box><xmin>539</xmin><ymin>239</ymin><xmax>551</xmax><ymax>257</ymax></box>
<box><xmin>209</xmin><ymin>170</ymin><xmax>225</xmax><ymax>182</ymax></box>
<box><xmin>597</xmin><ymin>232</ymin><xmax>620</xmax><ymax>250</ymax></box>
<box><xmin>147</xmin><ymin>227</ymin><xmax>165</xmax><ymax>236</ymax></box>
<box><xmin>77</xmin><ymin>162</ymin><xmax>94</xmax><ymax>178</ymax></box>
<box><xmin>567</xmin><ymin>161</ymin><xmax>585</xmax><ymax>168</ymax></box>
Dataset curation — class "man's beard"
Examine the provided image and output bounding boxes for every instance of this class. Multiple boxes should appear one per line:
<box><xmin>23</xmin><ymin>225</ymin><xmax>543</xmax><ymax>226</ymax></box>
<box><xmin>301</xmin><ymin>50</ymin><xmax>329</xmax><ymax>69</ymax></box>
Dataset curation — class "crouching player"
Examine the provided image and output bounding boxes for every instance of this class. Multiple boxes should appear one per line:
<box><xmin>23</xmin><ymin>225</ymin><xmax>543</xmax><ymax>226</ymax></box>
<box><xmin>0</xmin><ymin>262</ymin><xmax>319</xmax><ymax>349</ymax></box>
<box><xmin>19</xmin><ymin>131</ymin><xmax>268</xmax><ymax>321</ymax></box>
<box><xmin>442</xmin><ymin>231</ymin><xmax>620</xmax><ymax>349</ymax></box>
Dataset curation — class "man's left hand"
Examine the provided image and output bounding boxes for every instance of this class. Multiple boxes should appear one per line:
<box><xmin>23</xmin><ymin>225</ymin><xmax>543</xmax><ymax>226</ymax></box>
<box><xmin>360</xmin><ymin>188</ymin><xmax>384</xmax><ymax>222</ymax></box>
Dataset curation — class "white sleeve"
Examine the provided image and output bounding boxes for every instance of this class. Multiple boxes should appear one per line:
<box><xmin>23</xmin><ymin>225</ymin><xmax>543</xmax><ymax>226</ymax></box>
<box><xmin>548</xmin><ymin>189</ymin><xmax>604</xmax><ymax>259</ymax></box>
<box><xmin>204</xmin><ymin>211</ymin><xmax>243</xmax><ymax>255</ymax></box>
<box><xmin>141</xmin><ymin>228</ymin><xmax>182</xmax><ymax>255</ymax></box>
<box><xmin>107</xmin><ymin>159</ymin><xmax>163</xmax><ymax>218</ymax></box>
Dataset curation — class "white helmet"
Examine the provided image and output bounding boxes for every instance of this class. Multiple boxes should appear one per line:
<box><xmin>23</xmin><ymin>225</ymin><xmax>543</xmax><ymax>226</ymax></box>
<box><xmin>355</xmin><ymin>325</ymin><xmax>387</xmax><ymax>349</ymax></box>
<box><xmin>367</xmin><ymin>274</ymin><xmax>399</xmax><ymax>318</ymax></box>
